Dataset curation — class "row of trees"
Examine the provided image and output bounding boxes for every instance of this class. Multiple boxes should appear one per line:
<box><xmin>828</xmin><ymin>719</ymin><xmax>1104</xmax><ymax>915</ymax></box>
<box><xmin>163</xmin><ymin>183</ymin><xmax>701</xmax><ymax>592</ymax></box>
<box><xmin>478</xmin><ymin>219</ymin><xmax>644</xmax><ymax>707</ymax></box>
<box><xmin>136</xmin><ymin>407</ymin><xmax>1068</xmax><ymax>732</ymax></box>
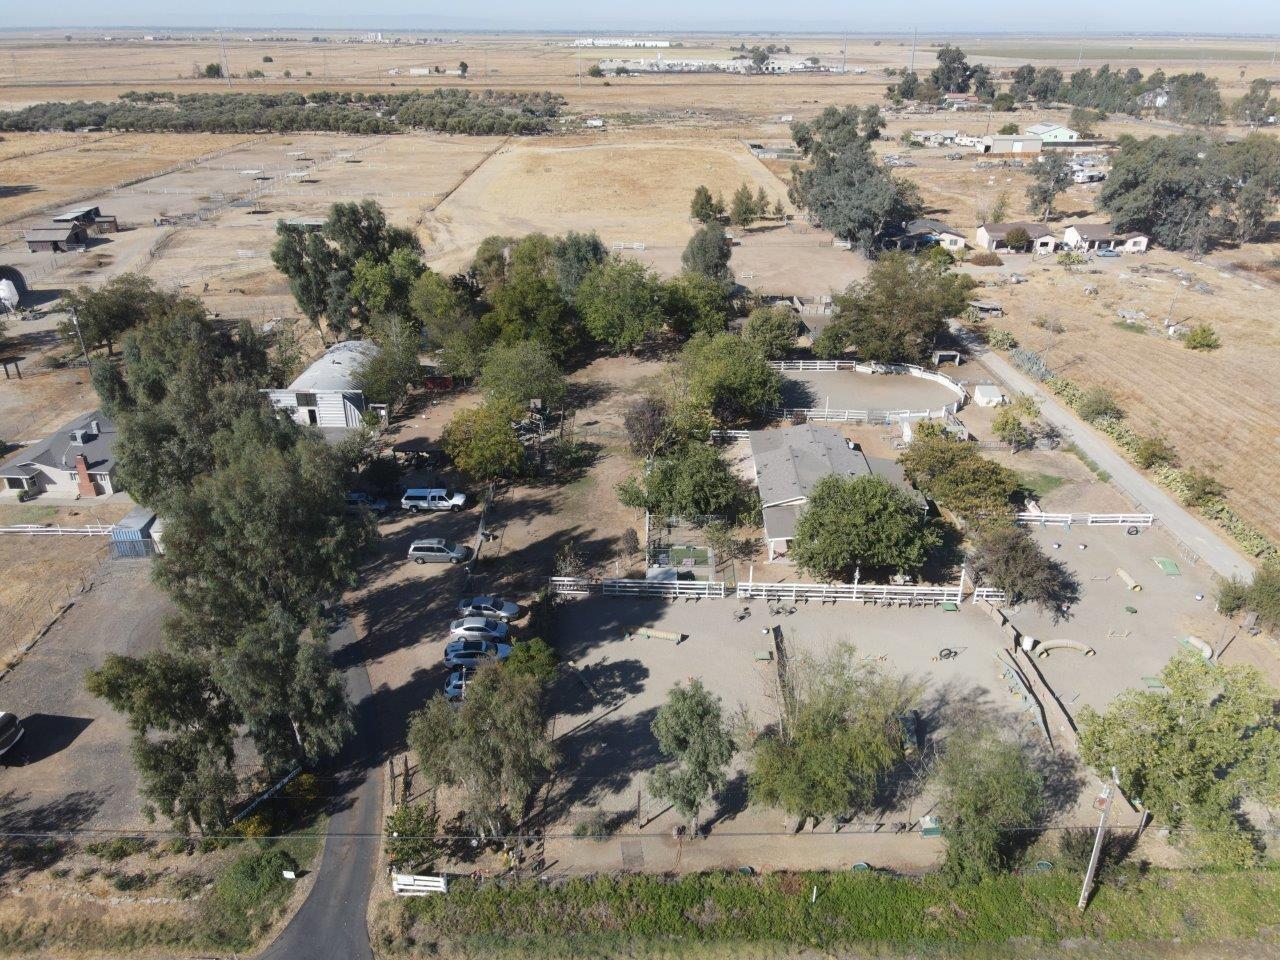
<box><xmin>0</xmin><ymin>88</ymin><xmax>564</xmax><ymax>135</ymax></box>
<box><xmin>888</xmin><ymin>49</ymin><xmax>1232</xmax><ymax>127</ymax></box>
<box><xmin>646</xmin><ymin>646</ymin><xmax>1048</xmax><ymax>882</ymax></box>
<box><xmin>85</xmin><ymin>296</ymin><xmax>363</xmax><ymax>834</ymax></box>
<box><xmin>690</xmin><ymin>183</ymin><xmax>786</xmax><ymax>228</ymax></box>
<box><xmin>1100</xmin><ymin>132</ymin><xmax>1280</xmax><ymax>251</ymax></box>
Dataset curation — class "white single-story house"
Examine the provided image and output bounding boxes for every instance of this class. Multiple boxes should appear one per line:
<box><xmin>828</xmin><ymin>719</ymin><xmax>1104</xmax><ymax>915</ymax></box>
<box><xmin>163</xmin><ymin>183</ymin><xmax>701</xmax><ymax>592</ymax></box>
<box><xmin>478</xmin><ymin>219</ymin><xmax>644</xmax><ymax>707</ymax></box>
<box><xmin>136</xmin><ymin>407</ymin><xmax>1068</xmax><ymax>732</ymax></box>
<box><xmin>1062</xmin><ymin>224</ymin><xmax>1150</xmax><ymax>253</ymax></box>
<box><xmin>974</xmin><ymin>222</ymin><xmax>1058</xmax><ymax>254</ymax></box>
<box><xmin>265</xmin><ymin>340</ymin><xmax>381</xmax><ymax>435</ymax></box>
<box><xmin>750</xmin><ymin>424</ymin><xmax>926</xmax><ymax>561</ymax></box>
<box><xmin>972</xmin><ymin>384</ymin><xmax>1007</xmax><ymax>407</ymax></box>
<box><xmin>978</xmin><ymin>134</ymin><xmax>1043</xmax><ymax>155</ymax></box>
<box><xmin>1025</xmin><ymin>122</ymin><xmax>1080</xmax><ymax>143</ymax></box>
<box><xmin>0</xmin><ymin>410</ymin><xmax>118</xmax><ymax>499</ymax></box>
<box><xmin>954</xmin><ymin>133</ymin><xmax>983</xmax><ymax>148</ymax></box>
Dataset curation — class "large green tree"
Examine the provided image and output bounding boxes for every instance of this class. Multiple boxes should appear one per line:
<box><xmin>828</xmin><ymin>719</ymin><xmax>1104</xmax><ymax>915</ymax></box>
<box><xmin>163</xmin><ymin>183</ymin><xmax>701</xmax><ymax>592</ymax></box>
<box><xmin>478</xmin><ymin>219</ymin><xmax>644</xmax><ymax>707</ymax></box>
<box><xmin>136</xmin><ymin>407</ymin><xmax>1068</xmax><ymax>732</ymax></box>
<box><xmin>814</xmin><ymin>253</ymin><xmax>973</xmax><ymax>364</ymax></box>
<box><xmin>272</xmin><ymin>199</ymin><xmax>421</xmax><ymax>337</ymax></box>
<box><xmin>790</xmin><ymin>131</ymin><xmax>922</xmax><ymax>253</ymax></box>
<box><xmin>442</xmin><ymin>400</ymin><xmax>525</xmax><ymax>481</ymax></box>
<box><xmin>648</xmin><ymin>680</ymin><xmax>735</xmax><ymax>833</ymax></box>
<box><xmin>677</xmin><ymin>332</ymin><xmax>781</xmax><ymax>424</ymax></box>
<box><xmin>742</xmin><ymin>305</ymin><xmax>797</xmax><ymax>360</ymax></box>
<box><xmin>86</xmin><ymin>652</ymin><xmax>239</xmax><ymax>834</ymax></box>
<box><xmin>935</xmin><ymin>727</ymin><xmax>1045</xmax><ymax>882</ymax></box>
<box><xmin>575</xmin><ymin>258</ymin><xmax>665</xmax><ymax>353</ymax></box>
<box><xmin>791</xmin><ymin>474</ymin><xmax>938</xmax><ymax>580</ymax></box>
<box><xmin>1079</xmin><ymin>653</ymin><xmax>1280</xmax><ymax>866</ymax></box>
<box><xmin>898</xmin><ymin>426</ymin><xmax>1021</xmax><ymax>523</ymax></box>
<box><xmin>749</xmin><ymin>646</ymin><xmax>909</xmax><ymax>824</ymax></box>
<box><xmin>407</xmin><ymin>664</ymin><xmax>555</xmax><ymax>836</ymax></box>
<box><xmin>478</xmin><ymin>339</ymin><xmax>566</xmax><ymax>409</ymax></box>
<box><xmin>1027</xmin><ymin>152</ymin><xmax>1074</xmax><ymax>221</ymax></box>
<box><xmin>60</xmin><ymin>273</ymin><xmax>162</xmax><ymax>356</ymax></box>
<box><xmin>661</xmin><ymin>271</ymin><xmax>732</xmax><ymax>340</ymax></box>
<box><xmin>681</xmin><ymin>222</ymin><xmax>734</xmax><ymax>288</ymax></box>
<box><xmin>616</xmin><ymin>441</ymin><xmax>744</xmax><ymax>522</ymax></box>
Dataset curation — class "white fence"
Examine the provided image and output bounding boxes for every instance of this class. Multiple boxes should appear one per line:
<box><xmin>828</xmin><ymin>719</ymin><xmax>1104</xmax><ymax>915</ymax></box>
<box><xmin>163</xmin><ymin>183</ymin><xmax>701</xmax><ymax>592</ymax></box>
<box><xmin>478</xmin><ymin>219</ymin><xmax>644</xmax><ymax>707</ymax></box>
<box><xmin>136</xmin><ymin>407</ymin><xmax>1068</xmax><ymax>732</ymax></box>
<box><xmin>736</xmin><ymin>580</ymin><xmax>963</xmax><ymax>605</ymax></box>
<box><xmin>0</xmin><ymin>524</ymin><xmax>116</xmax><ymax>536</ymax></box>
<box><xmin>549</xmin><ymin>577</ymin><xmax>727</xmax><ymax>598</ymax></box>
<box><xmin>971</xmin><ymin>586</ymin><xmax>1008</xmax><ymax>604</ymax></box>
<box><xmin>1015</xmin><ymin>512</ymin><xmax>1153</xmax><ymax>529</ymax></box>
<box><xmin>392</xmin><ymin>873</ymin><xmax>449</xmax><ymax>896</ymax></box>
<box><xmin>768</xmin><ymin>359</ymin><xmax>967</xmax><ymax>422</ymax></box>
<box><xmin>553</xmin><ymin>576</ymin><xmax>973</xmax><ymax>606</ymax></box>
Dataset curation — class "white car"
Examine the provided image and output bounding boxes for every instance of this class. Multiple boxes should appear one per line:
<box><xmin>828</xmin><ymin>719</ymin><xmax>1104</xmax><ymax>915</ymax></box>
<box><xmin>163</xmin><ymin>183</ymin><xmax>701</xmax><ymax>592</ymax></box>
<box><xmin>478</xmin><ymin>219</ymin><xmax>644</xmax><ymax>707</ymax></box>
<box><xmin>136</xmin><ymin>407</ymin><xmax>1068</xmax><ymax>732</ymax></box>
<box><xmin>0</xmin><ymin>712</ymin><xmax>24</xmax><ymax>758</ymax></box>
<box><xmin>456</xmin><ymin>596</ymin><xmax>521</xmax><ymax>621</ymax></box>
<box><xmin>401</xmin><ymin>488</ymin><xmax>466</xmax><ymax>513</ymax></box>
<box><xmin>448</xmin><ymin>617</ymin><xmax>510</xmax><ymax>642</ymax></box>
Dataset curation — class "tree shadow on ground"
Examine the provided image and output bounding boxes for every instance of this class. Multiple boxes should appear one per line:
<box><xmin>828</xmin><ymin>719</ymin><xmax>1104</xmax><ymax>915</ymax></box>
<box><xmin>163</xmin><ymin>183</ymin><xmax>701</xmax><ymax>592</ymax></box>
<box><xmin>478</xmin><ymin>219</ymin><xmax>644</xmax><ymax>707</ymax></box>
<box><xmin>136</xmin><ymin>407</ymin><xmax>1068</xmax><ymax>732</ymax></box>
<box><xmin>540</xmin><ymin>706</ymin><xmax>662</xmax><ymax>822</ymax></box>
<box><xmin>704</xmin><ymin>769</ymin><xmax>750</xmax><ymax>830</ymax></box>
<box><xmin>0</xmin><ymin>789</ymin><xmax>102</xmax><ymax>882</ymax></box>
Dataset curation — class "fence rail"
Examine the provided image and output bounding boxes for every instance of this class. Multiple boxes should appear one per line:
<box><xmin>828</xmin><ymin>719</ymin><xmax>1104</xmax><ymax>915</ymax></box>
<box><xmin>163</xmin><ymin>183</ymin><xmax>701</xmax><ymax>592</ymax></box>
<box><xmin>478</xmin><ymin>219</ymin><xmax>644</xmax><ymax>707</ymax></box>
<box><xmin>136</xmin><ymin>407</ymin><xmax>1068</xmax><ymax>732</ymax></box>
<box><xmin>736</xmin><ymin>580</ymin><xmax>963</xmax><ymax>605</ymax></box>
<box><xmin>971</xmin><ymin>586</ymin><xmax>1008</xmax><ymax>604</ymax></box>
<box><xmin>0</xmin><ymin>524</ymin><xmax>116</xmax><ymax>536</ymax></box>
<box><xmin>1015</xmin><ymin>512</ymin><xmax>1154</xmax><ymax>528</ymax></box>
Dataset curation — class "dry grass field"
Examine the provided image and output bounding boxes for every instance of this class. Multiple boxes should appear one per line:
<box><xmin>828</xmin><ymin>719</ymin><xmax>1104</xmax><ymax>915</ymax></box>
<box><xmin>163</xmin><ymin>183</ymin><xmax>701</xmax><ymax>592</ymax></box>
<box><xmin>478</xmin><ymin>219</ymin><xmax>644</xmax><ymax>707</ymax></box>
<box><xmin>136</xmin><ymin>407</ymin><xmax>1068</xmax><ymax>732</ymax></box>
<box><xmin>422</xmin><ymin>132</ymin><xmax>795</xmax><ymax>273</ymax></box>
<box><xmin>2</xmin><ymin>30</ymin><xmax>1275</xmax><ymax>119</ymax></box>
<box><xmin>985</xmin><ymin>254</ymin><xmax>1280</xmax><ymax>548</ymax></box>
<box><xmin>0</xmin><ymin>132</ymin><xmax>256</xmax><ymax>222</ymax></box>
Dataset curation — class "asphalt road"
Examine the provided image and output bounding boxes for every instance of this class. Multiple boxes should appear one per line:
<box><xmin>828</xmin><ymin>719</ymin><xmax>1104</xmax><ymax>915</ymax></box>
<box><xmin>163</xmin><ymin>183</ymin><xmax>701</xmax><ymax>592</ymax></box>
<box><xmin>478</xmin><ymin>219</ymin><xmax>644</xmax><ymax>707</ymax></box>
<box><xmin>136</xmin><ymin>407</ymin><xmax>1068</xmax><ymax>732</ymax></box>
<box><xmin>972</xmin><ymin>340</ymin><xmax>1257</xmax><ymax>582</ymax></box>
<box><xmin>258</xmin><ymin>620</ymin><xmax>382</xmax><ymax>960</ymax></box>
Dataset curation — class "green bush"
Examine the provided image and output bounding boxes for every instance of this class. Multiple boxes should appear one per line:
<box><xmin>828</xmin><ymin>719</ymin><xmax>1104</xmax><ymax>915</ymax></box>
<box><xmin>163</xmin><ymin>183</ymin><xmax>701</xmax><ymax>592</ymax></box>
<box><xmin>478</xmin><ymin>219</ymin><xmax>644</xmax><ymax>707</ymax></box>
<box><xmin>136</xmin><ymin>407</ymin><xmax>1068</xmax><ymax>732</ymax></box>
<box><xmin>1075</xmin><ymin>386</ymin><xmax>1123</xmax><ymax>422</ymax></box>
<box><xmin>1182</xmin><ymin>323</ymin><xmax>1221</xmax><ymax>350</ymax></box>
<box><xmin>987</xmin><ymin>328</ymin><xmax>1017</xmax><ymax>350</ymax></box>
<box><xmin>85</xmin><ymin>836</ymin><xmax>148</xmax><ymax>862</ymax></box>
<box><xmin>209</xmin><ymin>847</ymin><xmax>296</xmax><ymax>914</ymax></box>
<box><xmin>1134</xmin><ymin>434</ymin><xmax>1177</xmax><ymax>469</ymax></box>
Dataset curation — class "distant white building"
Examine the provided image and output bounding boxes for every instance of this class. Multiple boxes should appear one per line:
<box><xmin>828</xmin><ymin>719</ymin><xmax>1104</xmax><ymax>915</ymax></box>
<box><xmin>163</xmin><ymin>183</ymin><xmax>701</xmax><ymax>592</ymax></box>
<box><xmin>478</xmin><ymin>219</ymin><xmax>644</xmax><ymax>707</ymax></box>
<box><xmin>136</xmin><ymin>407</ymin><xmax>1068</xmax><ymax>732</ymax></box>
<box><xmin>571</xmin><ymin>38</ymin><xmax>671</xmax><ymax>48</ymax></box>
<box><xmin>265</xmin><ymin>340</ymin><xmax>381</xmax><ymax>434</ymax></box>
<box><xmin>1025</xmin><ymin>122</ymin><xmax>1080</xmax><ymax>143</ymax></box>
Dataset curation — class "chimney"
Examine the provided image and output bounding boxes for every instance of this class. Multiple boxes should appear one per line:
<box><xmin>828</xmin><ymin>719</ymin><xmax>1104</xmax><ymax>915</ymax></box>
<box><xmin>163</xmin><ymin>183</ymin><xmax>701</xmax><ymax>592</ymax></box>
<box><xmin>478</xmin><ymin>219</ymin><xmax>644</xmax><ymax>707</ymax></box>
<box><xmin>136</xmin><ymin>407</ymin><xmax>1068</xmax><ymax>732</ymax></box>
<box><xmin>74</xmin><ymin>453</ymin><xmax>97</xmax><ymax>497</ymax></box>
<box><xmin>69</xmin><ymin>429</ymin><xmax>86</xmax><ymax>445</ymax></box>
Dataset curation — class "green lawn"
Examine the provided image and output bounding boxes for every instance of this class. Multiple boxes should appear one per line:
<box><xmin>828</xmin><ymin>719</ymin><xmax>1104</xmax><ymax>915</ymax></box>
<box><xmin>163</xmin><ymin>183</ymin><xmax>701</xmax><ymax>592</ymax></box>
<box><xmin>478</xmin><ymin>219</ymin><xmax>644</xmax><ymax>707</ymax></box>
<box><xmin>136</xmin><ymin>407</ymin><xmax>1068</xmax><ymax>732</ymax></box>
<box><xmin>1020</xmin><ymin>471</ymin><xmax>1069</xmax><ymax>500</ymax></box>
<box><xmin>385</xmin><ymin>868</ymin><xmax>1280</xmax><ymax>959</ymax></box>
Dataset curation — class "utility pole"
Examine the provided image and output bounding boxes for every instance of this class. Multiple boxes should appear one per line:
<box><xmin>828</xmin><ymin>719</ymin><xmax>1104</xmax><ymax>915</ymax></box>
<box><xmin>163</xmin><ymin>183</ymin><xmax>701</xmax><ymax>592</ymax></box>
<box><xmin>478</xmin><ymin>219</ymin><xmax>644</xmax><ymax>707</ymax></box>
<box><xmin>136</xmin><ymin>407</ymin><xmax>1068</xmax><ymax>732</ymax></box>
<box><xmin>1077</xmin><ymin>767</ymin><xmax>1119</xmax><ymax>912</ymax></box>
<box><xmin>840</xmin><ymin>33</ymin><xmax>847</xmax><ymax>75</ymax></box>
<box><xmin>1076</xmin><ymin>39</ymin><xmax>1084</xmax><ymax>71</ymax></box>
<box><xmin>68</xmin><ymin>311</ymin><xmax>91</xmax><ymax>368</ymax></box>
<box><xmin>218</xmin><ymin>29</ymin><xmax>232</xmax><ymax>88</ymax></box>
<box><xmin>909</xmin><ymin>27</ymin><xmax>917</xmax><ymax>74</ymax></box>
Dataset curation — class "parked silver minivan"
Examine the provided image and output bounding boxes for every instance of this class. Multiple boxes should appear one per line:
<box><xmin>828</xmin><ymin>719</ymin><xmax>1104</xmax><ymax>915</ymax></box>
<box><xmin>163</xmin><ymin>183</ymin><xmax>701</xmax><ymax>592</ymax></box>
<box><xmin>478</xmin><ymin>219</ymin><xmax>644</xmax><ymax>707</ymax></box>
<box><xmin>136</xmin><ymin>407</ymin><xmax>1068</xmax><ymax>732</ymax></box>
<box><xmin>407</xmin><ymin>538</ymin><xmax>472</xmax><ymax>564</ymax></box>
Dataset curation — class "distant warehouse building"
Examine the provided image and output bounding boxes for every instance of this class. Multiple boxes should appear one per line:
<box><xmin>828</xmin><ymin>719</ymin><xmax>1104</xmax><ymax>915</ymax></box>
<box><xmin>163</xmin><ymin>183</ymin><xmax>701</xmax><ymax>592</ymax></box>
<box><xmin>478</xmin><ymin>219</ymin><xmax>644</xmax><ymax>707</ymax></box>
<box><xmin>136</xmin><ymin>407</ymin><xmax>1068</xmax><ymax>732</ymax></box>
<box><xmin>978</xmin><ymin>134</ymin><xmax>1043</xmax><ymax>155</ymax></box>
<box><xmin>264</xmin><ymin>340</ymin><xmax>382</xmax><ymax>438</ymax></box>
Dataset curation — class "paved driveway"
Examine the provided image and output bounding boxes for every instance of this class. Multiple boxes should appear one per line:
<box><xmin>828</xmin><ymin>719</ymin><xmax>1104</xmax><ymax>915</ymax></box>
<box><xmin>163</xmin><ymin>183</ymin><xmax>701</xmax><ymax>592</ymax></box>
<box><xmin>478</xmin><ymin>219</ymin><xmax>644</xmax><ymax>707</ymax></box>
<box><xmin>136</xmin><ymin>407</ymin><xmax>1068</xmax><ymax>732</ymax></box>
<box><xmin>0</xmin><ymin>560</ymin><xmax>167</xmax><ymax>836</ymax></box>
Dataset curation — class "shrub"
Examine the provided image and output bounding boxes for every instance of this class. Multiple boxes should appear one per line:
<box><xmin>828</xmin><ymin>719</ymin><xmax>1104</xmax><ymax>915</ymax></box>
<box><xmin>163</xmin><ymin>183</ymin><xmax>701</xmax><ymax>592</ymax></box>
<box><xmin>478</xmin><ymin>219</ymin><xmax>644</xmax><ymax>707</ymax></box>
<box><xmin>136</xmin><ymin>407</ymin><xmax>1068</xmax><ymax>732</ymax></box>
<box><xmin>1004</xmin><ymin>227</ymin><xmax>1032</xmax><ymax>252</ymax></box>
<box><xmin>1216</xmin><ymin>576</ymin><xmax>1250</xmax><ymax>615</ymax></box>
<box><xmin>85</xmin><ymin>836</ymin><xmax>148</xmax><ymax>862</ymax></box>
<box><xmin>1182</xmin><ymin>323</ymin><xmax>1221</xmax><ymax>350</ymax></box>
<box><xmin>1075</xmin><ymin>386</ymin><xmax>1123</xmax><ymax>422</ymax></box>
<box><xmin>207</xmin><ymin>847</ymin><xmax>297</xmax><ymax>917</ymax></box>
<box><xmin>969</xmin><ymin>251</ymin><xmax>1004</xmax><ymax>266</ymax></box>
<box><xmin>1134</xmin><ymin>434</ymin><xmax>1178</xmax><ymax>469</ymax></box>
<box><xmin>987</xmin><ymin>328</ymin><xmax>1017</xmax><ymax>350</ymax></box>
<box><xmin>1181</xmin><ymin>466</ymin><xmax>1225</xmax><ymax>506</ymax></box>
<box><xmin>572</xmin><ymin>810</ymin><xmax>615</xmax><ymax>840</ymax></box>
<box><xmin>385</xmin><ymin>803</ymin><xmax>440</xmax><ymax>870</ymax></box>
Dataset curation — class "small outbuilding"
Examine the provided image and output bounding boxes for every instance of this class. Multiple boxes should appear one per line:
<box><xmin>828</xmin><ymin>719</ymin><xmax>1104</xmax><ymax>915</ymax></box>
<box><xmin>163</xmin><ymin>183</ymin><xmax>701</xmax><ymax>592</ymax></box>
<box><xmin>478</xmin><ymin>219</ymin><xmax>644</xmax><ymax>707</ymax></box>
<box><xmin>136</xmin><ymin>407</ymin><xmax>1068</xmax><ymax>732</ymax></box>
<box><xmin>1025</xmin><ymin>122</ymin><xmax>1080</xmax><ymax>143</ymax></box>
<box><xmin>972</xmin><ymin>384</ymin><xmax>1007</xmax><ymax>407</ymax></box>
<box><xmin>24</xmin><ymin>222</ymin><xmax>89</xmax><ymax>253</ymax></box>
<box><xmin>979</xmin><ymin>134</ymin><xmax>1043</xmax><ymax>155</ymax></box>
<box><xmin>1062</xmin><ymin>224</ymin><xmax>1150</xmax><ymax>253</ymax></box>
<box><xmin>53</xmin><ymin>205</ymin><xmax>118</xmax><ymax>234</ymax></box>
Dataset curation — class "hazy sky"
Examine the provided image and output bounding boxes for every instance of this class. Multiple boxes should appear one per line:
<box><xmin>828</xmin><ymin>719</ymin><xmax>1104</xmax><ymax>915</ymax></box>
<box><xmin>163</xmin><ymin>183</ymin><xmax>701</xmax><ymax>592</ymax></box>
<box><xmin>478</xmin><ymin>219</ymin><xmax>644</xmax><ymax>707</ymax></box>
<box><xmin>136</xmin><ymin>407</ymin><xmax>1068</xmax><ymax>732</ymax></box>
<box><xmin>3</xmin><ymin>1</ymin><xmax>1279</xmax><ymax>34</ymax></box>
